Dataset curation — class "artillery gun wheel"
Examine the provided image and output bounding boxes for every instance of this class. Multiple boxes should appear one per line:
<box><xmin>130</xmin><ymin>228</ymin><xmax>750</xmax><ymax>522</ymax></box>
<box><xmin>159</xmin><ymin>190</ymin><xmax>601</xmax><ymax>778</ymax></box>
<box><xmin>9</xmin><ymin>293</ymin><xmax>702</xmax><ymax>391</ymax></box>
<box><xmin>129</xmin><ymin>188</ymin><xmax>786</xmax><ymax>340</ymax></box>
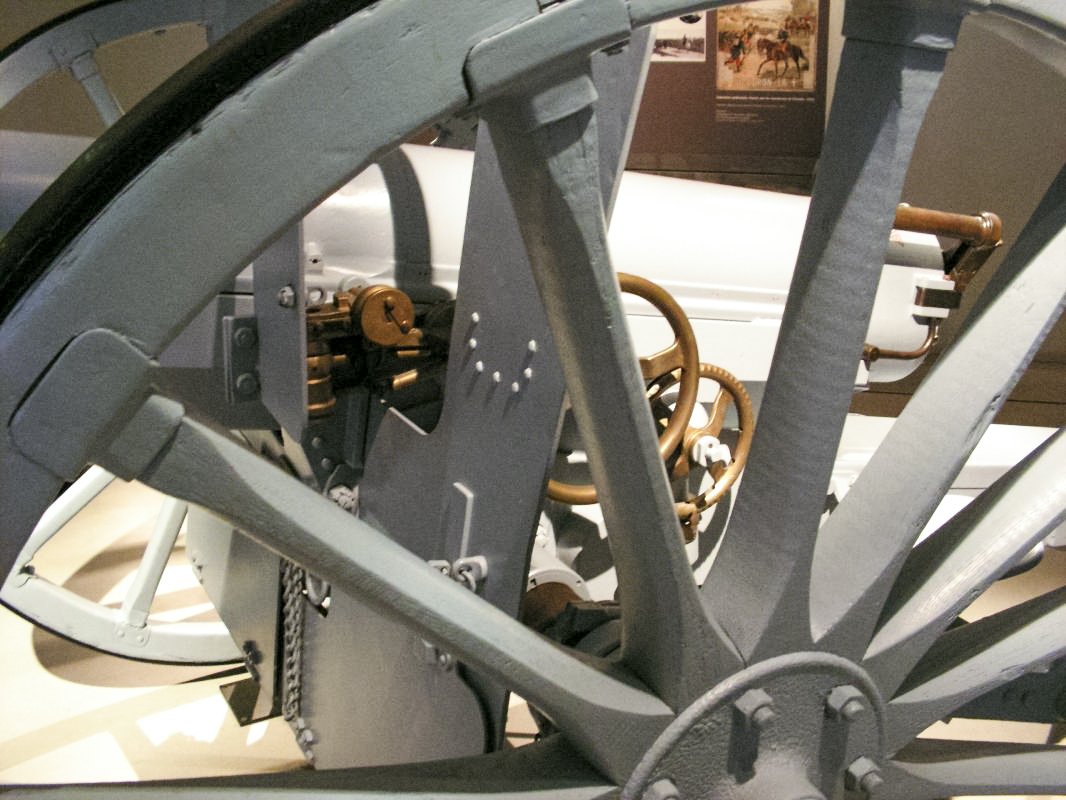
<box><xmin>1</xmin><ymin>1</ymin><xmax>1064</xmax><ymax>797</ymax></box>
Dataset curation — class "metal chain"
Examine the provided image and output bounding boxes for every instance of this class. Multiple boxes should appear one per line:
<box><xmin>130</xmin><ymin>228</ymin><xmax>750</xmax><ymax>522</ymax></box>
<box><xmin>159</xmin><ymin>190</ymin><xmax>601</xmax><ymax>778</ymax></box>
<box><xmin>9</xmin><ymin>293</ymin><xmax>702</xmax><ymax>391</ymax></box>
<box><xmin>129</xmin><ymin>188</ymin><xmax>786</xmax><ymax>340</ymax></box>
<box><xmin>280</xmin><ymin>558</ymin><xmax>306</xmax><ymax>724</ymax></box>
<box><xmin>279</xmin><ymin>484</ymin><xmax>358</xmax><ymax>760</ymax></box>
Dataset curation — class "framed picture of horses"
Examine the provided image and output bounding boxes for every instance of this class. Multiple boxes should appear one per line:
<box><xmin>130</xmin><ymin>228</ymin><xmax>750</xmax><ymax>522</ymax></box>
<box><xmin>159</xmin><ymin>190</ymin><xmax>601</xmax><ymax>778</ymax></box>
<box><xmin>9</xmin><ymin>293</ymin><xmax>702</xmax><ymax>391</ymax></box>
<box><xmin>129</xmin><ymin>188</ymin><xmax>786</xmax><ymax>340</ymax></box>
<box><xmin>717</xmin><ymin>1</ymin><xmax>817</xmax><ymax>92</ymax></box>
<box><xmin>628</xmin><ymin>0</ymin><xmax>828</xmax><ymax>192</ymax></box>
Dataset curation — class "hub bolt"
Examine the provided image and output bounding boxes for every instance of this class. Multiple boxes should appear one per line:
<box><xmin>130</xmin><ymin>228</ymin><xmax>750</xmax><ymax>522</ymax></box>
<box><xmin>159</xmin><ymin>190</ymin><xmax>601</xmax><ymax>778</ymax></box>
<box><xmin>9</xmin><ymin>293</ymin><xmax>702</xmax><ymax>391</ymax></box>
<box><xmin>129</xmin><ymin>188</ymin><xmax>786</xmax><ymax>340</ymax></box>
<box><xmin>845</xmin><ymin>757</ymin><xmax>884</xmax><ymax>795</ymax></box>
<box><xmin>734</xmin><ymin>688</ymin><xmax>775</xmax><ymax>728</ymax></box>
<box><xmin>826</xmin><ymin>684</ymin><xmax>867</xmax><ymax>721</ymax></box>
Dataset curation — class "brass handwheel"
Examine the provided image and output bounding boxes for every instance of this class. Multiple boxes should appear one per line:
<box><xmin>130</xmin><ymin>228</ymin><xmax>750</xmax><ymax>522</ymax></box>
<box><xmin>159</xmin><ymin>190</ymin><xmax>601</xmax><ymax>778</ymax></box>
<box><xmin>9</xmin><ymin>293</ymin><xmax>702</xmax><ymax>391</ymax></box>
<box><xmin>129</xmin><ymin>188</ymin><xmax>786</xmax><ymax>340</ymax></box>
<box><xmin>677</xmin><ymin>362</ymin><xmax>755</xmax><ymax>512</ymax></box>
<box><xmin>547</xmin><ymin>273</ymin><xmax>700</xmax><ymax>505</ymax></box>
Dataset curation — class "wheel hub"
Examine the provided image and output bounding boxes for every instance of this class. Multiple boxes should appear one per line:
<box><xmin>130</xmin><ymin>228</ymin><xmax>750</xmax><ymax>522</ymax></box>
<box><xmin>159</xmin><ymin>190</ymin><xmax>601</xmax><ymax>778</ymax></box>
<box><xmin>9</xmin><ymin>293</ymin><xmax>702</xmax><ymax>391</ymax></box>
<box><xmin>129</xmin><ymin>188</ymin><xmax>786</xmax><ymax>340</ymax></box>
<box><xmin>623</xmin><ymin>653</ymin><xmax>884</xmax><ymax>800</ymax></box>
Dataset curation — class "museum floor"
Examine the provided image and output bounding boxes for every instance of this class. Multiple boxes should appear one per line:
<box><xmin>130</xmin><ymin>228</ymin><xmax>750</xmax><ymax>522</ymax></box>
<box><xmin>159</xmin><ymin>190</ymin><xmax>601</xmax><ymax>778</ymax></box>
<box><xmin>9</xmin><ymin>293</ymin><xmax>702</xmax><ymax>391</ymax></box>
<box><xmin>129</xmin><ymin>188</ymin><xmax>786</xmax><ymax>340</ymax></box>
<box><xmin>1</xmin><ymin>478</ymin><xmax>1062</xmax><ymax>795</ymax></box>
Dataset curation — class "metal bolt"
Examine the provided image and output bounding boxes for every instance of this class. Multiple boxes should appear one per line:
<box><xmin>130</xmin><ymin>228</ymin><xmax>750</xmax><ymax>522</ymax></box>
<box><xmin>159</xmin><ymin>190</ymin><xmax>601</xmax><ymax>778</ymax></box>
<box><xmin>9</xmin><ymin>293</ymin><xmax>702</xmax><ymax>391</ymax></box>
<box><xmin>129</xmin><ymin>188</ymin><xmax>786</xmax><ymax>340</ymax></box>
<box><xmin>752</xmin><ymin>705</ymin><xmax>775</xmax><ymax>726</ymax></box>
<box><xmin>235</xmin><ymin>372</ymin><xmax>259</xmax><ymax>396</ymax></box>
<box><xmin>435</xmin><ymin>649</ymin><xmax>454</xmax><ymax>671</ymax></box>
<box><xmin>643</xmin><ymin>778</ymin><xmax>680</xmax><ymax>800</ymax></box>
<box><xmin>233</xmin><ymin>326</ymin><xmax>257</xmax><ymax>349</ymax></box>
<box><xmin>277</xmin><ymin>284</ymin><xmax>297</xmax><ymax>308</ymax></box>
<box><xmin>845</xmin><ymin>757</ymin><xmax>884</xmax><ymax>795</ymax></box>
<box><xmin>826</xmin><ymin>685</ymin><xmax>867</xmax><ymax>721</ymax></box>
<box><xmin>734</xmin><ymin>688</ymin><xmax>775</xmax><ymax>729</ymax></box>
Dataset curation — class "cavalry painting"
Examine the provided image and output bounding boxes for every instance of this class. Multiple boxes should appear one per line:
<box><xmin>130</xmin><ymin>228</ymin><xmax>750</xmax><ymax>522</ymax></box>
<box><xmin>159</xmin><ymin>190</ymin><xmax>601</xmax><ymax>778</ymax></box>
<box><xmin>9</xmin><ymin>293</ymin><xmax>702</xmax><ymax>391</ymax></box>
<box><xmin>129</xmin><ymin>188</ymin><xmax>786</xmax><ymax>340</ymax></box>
<box><xmin>717</xmin><ymin>0</ymin><xmax>818</xmax><ymax>91</ymax></box>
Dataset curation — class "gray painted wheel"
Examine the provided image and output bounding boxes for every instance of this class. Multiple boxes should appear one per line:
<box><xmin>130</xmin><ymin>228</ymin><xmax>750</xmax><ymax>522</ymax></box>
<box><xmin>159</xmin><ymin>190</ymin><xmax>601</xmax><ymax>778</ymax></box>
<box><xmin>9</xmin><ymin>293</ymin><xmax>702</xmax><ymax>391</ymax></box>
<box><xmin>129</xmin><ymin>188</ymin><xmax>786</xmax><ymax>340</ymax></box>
<box><xmin>0</xmin><ymin>0</ymin><xmax>279</xmax><ymax>666</ymax></box>
<box><xmin>1</xmin><ymin>1</ymin><xmax>1064</xmax><ymax>797</ymax></box>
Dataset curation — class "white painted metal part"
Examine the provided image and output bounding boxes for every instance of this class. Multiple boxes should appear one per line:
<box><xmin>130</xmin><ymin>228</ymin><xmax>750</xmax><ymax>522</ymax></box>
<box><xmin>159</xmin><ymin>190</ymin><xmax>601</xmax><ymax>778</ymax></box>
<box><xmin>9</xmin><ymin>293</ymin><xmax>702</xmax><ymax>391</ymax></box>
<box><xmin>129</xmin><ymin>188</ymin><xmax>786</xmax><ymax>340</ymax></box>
<box><xmin>1</xmin><ymin>131</ymin><xmax>945</xmax><ymax>389</ymax></box>
<box><xmin>300</xmin><ymin>144</ymin><xmax>944</xmax><ymax>384</ymax></box>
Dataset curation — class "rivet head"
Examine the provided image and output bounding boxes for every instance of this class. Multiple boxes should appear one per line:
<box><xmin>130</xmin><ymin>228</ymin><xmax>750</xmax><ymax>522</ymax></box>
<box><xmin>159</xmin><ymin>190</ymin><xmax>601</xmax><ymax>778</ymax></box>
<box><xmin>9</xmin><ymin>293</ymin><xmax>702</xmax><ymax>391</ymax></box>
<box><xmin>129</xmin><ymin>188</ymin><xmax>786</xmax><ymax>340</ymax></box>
<box><xmin>233</xmin><ymin>326</ymin><xmax>257</xmax><ymax>349</ymax></box>
<box><xmin>235</xmin><ymin>373</ymin><xmax>259</xmax><ymax>396</ymax></box>
<box><xmin>277</xmin><ymin>285</ymin><xmax>297</xmax><ymax>308</ymax></box>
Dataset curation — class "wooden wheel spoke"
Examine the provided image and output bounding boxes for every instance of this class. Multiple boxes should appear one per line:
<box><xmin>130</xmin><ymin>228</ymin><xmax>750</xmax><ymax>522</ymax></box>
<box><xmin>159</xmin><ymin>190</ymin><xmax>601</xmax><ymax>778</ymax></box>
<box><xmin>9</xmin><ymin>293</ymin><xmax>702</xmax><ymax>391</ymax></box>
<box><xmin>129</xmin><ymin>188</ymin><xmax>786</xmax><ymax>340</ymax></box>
<box><xmin>884</xmin><ymin>587</ymin><xmax>1066</xmax><ymax>752</ymax></box>
<box><xmin>6</xmin><ymin>465</ymin><xmax>115</xmax><ymax>564</ymax></box>
<box><xmin>0</xmin><ymin>737</ymin><xmax>615</xmax><ymax>799</ymax></box>
<box><xmin>863</xmin><ymin>428</ymin><xmax>1066</xmax><ymax>695</ymax></box>
<box><xmin>115</xmin><ymin>405</ymin><xmax>670</xmax><ymax>782</ymax></box>
<box><xmin>703</xmin><ymin>33</ymin><xmax>952</xmax><ymax>662</ymax></box>
<box><xmin>879</xmin><ymin>740</ymin><xmax>1066</xmax><ymax>800</ymax></box>
<box><xmin>118</xmin><ymin>496</ymin><xmax>188</xmax><ymax>628</ymax></box>
<box><xmin>485</xmin><ymin>70</ymin><xmax>741</xmax><ymax>709</ymax></box>
<box><xmin>2</xmin><ymin>0</ymin><xmax>1066</xmax><ymax>795</ymax></box>
<box><xmin>812</xmin><ymin>163</ymin><xmax>1066</xmax><ymax>659</ymax></box>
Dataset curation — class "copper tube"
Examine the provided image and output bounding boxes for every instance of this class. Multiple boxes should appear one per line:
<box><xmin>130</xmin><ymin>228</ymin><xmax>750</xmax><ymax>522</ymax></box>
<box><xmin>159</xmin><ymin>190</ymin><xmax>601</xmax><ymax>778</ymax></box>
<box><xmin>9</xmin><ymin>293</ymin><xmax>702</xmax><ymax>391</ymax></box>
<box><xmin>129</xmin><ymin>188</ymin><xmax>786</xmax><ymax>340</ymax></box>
<box><xmin>894</xmin><ymin>205</ymin><xmax>1002</xmax><ymax>247</ymax></box>
<box><xmin>863</xmin><ymin>321</ymin><xmax>940</xmax><ymax>366</ymax></box>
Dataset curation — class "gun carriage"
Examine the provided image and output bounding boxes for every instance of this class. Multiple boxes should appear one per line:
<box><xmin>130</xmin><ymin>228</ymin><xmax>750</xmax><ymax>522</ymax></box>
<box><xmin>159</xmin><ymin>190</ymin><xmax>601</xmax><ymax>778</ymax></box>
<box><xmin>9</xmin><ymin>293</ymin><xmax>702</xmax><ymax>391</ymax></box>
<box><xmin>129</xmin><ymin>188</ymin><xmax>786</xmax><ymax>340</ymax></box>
<box><xmin>0</xmin><ymin>1</ymin><xmax>1064</xmax><ymax>797</ymax></box>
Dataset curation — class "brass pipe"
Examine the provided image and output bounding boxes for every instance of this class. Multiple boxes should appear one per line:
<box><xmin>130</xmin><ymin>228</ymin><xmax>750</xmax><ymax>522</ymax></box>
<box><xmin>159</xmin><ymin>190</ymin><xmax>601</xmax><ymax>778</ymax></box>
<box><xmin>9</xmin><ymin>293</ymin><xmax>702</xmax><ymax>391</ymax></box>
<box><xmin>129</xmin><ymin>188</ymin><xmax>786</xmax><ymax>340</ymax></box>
<box><xmin>863</xmin><ymin>321</ymin><xmax>940</xmax><ymax>367</ymax></box>
<box><xmin>894</xmin><ymin>204</ymin><xmax>1003</xmax><ymax>293</ymax></box>
<box><xmin>894</xmin><ymin>204</ymin><xmax>1002</xmax><ymax>247</ymax></box>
